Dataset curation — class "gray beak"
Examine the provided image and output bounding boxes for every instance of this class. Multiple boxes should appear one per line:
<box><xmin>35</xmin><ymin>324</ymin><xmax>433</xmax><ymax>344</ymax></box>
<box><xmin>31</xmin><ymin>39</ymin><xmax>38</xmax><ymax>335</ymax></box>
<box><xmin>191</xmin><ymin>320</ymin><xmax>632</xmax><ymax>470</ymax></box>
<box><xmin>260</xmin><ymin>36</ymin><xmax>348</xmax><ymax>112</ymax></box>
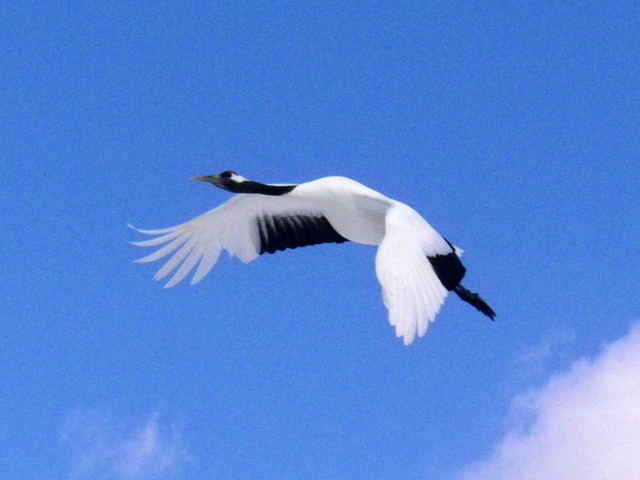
<box><xmin>190</xmin><ymin>175</ymin><xmax>221</xmax><ymax>186</ymax></box>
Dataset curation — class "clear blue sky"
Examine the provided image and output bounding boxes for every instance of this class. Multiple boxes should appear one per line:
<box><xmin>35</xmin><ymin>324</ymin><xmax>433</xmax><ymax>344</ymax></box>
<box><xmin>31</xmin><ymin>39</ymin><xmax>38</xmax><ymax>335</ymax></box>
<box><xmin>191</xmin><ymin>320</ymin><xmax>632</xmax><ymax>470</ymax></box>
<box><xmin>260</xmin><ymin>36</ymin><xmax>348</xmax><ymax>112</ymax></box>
<box><xmin>2</xmin><ymin>2</ymin><xmax>639</xmax><ymax>479</ymax></box>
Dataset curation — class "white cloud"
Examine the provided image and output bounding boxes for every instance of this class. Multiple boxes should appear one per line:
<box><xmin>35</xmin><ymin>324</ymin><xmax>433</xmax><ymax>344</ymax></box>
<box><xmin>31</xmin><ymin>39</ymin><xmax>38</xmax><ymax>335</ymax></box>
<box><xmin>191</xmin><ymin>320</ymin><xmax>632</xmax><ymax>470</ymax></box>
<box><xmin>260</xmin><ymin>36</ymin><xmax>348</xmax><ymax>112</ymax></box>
<box><xmin>61</xmin><ymin>410</ymin><xmax>190</xmax><ymax>480</ymax></box>
<box><xmin>457</xmin><ymin>323</ymin><xmax>640</xmax><ymax>480</ymax></box>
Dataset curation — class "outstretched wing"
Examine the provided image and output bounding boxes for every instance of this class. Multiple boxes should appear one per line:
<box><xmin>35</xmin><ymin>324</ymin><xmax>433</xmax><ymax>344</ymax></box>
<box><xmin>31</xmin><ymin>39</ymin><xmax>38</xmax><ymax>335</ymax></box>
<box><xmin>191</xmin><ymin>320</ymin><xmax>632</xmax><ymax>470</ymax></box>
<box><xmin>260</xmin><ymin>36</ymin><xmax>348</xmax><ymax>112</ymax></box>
<box><xmin>375</xmin><ymin>202</ymin><xmax>458</xmax><ymax>345</ymax></box>
<box><xmin>131</xmin><ymin>194</ymin><xmax>348</xmax><ymax>288</ymax></box>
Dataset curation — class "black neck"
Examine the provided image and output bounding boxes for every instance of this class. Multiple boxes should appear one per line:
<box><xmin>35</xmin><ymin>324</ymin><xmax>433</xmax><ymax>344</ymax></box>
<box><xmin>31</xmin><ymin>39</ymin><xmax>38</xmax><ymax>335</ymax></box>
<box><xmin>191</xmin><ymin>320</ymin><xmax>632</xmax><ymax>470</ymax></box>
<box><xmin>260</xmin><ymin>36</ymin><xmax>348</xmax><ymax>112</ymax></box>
<box><xmin>233</xmin><ymin>181</ymin><xmax>297</xmax><ymax>196</ymax></box>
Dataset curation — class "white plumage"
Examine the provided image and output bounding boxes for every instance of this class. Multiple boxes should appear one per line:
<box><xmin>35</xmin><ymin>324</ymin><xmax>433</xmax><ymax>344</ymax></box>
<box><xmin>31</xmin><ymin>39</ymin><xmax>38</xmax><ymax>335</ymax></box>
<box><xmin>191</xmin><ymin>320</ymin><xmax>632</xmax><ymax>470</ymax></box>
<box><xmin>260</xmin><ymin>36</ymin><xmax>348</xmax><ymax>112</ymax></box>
<box><xmin>132</xmin><ymin>172</ymin><xmax>494</xmax><ymax>345</ymax></box>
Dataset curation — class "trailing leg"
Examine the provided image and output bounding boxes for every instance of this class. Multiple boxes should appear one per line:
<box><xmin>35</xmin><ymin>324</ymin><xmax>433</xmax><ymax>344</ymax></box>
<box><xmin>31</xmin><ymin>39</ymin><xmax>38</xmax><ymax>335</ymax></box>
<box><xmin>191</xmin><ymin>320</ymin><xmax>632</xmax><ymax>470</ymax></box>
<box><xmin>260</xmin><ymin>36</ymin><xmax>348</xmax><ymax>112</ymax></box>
<box><xmin>453</xmin><ymin>284</ymin><xmax>496</xmax><ymax>320</ymax></box>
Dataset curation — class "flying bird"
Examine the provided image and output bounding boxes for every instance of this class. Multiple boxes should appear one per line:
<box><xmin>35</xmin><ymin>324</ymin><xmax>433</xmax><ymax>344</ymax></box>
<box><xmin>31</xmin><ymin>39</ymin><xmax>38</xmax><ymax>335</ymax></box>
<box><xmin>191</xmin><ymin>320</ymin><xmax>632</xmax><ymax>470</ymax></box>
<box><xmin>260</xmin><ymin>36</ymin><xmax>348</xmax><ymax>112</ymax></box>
<box><xmin>131</xmin><ymin>171</ymin><xmax>495</xmax><ymax>344</ymax></box>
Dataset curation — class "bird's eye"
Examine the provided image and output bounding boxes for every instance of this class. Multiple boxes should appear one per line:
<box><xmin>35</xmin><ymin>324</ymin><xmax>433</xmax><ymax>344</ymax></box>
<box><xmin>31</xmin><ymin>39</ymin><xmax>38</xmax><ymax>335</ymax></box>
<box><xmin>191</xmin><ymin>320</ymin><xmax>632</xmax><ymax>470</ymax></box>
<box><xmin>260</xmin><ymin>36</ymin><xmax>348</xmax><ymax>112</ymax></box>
<box><xmin>220</xmin><ymin>171</ymin><xmax>235</xmax><ymax>179</ymax></box>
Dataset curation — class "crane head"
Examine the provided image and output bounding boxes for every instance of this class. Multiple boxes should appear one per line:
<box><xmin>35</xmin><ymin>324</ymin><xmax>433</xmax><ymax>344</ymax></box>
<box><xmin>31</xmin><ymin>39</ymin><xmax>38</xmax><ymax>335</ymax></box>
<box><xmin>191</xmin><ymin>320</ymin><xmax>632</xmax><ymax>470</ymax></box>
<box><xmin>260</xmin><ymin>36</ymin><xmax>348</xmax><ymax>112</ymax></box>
<box><xmin>190</xmin><ymin>170</ymin><xmax>247</xmax><ymax>192</ymax></box>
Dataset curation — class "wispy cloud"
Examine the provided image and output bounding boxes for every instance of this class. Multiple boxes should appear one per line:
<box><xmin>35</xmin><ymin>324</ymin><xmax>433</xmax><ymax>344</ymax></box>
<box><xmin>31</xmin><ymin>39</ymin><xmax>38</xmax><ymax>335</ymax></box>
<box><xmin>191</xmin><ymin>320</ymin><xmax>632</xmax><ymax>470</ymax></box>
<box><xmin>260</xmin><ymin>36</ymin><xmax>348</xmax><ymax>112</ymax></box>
<box><xmin>456</xmin><ymin>323</ymin><xmax>640</xmax><ymax>480</ymax></box>
<box><xmin>512</xmin><ymin>327</ymin><xmax>576</xmax><ymax>385</ymax></box>
<box><xmin>61</xmin><ymin>410</ymin><xmax>190</xmax><ymax>480</ymax></box>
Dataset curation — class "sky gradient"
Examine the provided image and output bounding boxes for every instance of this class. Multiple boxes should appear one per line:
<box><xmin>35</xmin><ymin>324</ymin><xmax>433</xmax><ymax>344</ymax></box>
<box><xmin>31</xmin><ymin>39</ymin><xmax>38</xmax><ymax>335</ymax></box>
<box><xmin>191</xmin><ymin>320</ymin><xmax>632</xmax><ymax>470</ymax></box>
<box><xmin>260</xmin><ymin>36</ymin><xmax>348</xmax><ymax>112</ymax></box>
<box><xmin>2</xmin><ymin>1</ymin><xmax>639</xmax><ymax>479</ymax></box>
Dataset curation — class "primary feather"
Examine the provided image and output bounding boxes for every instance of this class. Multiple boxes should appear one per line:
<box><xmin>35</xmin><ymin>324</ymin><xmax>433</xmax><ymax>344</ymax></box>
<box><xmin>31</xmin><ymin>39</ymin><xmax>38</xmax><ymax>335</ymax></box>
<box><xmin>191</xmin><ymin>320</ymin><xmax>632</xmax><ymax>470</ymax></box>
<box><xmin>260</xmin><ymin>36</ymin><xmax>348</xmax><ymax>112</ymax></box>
<box><xmin>375</xmin><ymin>203</ymin><xmax>449</xmax><ymax>344</ymax></box>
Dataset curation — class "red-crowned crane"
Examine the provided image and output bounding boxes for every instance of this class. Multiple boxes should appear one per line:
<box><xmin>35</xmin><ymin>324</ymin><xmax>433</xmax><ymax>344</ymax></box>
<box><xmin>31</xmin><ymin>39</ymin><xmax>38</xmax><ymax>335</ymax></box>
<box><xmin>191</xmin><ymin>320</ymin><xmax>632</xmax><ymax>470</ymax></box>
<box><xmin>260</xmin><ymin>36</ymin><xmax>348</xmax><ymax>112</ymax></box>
<box><xmin>131</xmin><ymin>171</ymin><xmax>495</xmax><ymax>345</ymax></box>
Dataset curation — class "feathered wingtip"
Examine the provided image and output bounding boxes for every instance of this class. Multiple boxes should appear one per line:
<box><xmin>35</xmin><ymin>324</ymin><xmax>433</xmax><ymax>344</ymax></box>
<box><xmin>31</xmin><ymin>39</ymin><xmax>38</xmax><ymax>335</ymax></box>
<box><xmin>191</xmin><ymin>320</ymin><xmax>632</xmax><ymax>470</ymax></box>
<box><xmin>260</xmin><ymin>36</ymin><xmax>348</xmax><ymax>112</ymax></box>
<box><xmin>128</xmin><ymin>220</ymin><xmax>225</xmax><ymax>288</ymax></box>
<box><xmin>128</xmin><ymin>223</ymin><xmax>185</xmax><ymax>263</ymax></box>
<box><xmin>453</xmin><ymin>284</ymin><xmax>496</xmax><ymax>320</ymax></box>
<box><xmin>127</xmin><ymin>222</ymin><xmax>179</xmax><ymax>236</ymax></box>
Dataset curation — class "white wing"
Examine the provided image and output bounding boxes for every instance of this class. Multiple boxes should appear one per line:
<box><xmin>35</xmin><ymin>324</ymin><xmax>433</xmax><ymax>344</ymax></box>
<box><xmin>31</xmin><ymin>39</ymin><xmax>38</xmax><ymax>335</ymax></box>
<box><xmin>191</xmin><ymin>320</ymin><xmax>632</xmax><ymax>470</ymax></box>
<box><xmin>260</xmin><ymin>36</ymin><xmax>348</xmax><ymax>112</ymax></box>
<box><xmin>375</xmin><ymin>202</ymin><xmax>451</xmax><ymax>345</ymax></box>
<box><xmin>131</xmin><ymin>194</ymin><xmax>333</xmax><ymax>288</ymax></box>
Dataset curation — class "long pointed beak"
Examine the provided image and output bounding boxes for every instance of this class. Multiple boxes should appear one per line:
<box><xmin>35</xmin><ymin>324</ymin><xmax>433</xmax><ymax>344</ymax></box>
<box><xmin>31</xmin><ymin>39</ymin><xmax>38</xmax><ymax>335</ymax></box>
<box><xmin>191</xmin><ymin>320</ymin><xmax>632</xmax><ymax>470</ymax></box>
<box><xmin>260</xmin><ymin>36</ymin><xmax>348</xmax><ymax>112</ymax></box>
<box><xmin>190</xmin><ymin>175</ymin><xmax>220</xmax><ymax>185</ymax></box>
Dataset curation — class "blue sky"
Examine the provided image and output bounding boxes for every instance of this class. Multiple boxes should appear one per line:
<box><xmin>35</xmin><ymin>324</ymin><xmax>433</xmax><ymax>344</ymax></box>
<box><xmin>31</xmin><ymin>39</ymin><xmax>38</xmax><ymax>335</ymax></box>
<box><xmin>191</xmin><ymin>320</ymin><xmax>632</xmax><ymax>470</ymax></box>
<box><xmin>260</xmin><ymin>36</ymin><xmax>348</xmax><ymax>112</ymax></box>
<box><xmin>2</xmin><ymin>1</ymin><xmax>639</xmax><ymax>479</ymax></box>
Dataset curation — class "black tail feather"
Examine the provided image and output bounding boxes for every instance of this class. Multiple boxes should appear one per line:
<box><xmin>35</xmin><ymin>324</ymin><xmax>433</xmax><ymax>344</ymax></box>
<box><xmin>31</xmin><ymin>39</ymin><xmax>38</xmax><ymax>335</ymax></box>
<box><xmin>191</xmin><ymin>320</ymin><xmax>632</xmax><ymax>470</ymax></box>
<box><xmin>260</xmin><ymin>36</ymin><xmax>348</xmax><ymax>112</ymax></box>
<box><xmin>453</xmin><ymin>284</ymin><xmax>496</xmax><ymax>320</ymax></box>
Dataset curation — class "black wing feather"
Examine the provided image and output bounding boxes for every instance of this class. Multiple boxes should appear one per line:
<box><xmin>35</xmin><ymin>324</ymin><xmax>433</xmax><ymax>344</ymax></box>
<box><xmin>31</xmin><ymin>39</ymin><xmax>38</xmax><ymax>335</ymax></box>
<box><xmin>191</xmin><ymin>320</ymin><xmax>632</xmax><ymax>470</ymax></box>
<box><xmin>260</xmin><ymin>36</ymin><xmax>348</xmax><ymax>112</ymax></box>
<box><xmin>427</xmin><ymin>238</ymin><xmax>466</xmax><ymax>291</ymax></box>
<box><xmin>257</xmin><ymin>214</ymin><xmax>349</xmax><ymax>255</ymax></box>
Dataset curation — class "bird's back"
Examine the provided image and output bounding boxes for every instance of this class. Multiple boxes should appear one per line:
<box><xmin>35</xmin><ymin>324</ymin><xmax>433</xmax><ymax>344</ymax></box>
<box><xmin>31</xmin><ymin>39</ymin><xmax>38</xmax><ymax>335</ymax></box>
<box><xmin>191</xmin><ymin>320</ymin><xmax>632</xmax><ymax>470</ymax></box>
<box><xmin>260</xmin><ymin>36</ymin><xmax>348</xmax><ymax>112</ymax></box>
<box><xmin>290</xmin><ymin>176</ymin><xmax>393</xmax><ymax>245</ymax></box>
